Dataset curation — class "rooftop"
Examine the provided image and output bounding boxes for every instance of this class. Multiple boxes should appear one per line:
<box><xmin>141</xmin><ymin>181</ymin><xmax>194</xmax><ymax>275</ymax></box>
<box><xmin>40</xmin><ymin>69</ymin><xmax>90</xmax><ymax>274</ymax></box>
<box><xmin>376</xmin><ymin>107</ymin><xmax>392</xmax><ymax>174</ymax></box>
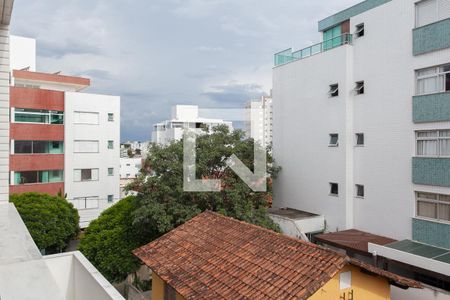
<box><xmin>134</xmin><ymin>211</ymin><xmax>421</xmax><ymax>300</ymax></box>
<box><xmin>13</xmin><ymin>69</ymin><xmax>90</xmax><ymax>91</ymax></box>
<box><xmin>268</xmin><ymin>207</ymin><xmax>319</xmax><ymax>220</ymax></box>
<box><xmin>315</xmin><ymin>229</ymin><xmax>397</xmax><ymax>255</ymax></box>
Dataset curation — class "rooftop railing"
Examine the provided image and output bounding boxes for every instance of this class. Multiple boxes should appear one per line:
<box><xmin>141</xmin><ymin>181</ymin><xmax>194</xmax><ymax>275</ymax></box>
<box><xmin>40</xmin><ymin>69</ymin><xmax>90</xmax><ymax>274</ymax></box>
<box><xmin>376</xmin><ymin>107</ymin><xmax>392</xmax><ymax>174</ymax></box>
<box><xmin>274</xmin><ymin>33</ymin><xmax>353</xmax><ymax>67</ymax></box>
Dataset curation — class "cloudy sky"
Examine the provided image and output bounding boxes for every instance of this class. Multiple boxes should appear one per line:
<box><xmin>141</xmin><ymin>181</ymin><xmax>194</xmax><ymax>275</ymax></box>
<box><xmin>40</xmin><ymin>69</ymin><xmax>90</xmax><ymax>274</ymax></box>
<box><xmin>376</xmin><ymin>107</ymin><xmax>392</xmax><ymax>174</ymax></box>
<box><xmin>11</xmin><ymin>0</ymin><xmax>359</xmax><ymax>141</ymax></box>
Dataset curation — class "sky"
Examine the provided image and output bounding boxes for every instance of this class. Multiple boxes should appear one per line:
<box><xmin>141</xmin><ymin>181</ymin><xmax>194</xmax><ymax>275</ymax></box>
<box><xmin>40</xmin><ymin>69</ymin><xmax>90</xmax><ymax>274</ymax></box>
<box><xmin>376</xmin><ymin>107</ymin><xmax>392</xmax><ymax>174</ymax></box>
<box><xmin>10</xmin><ymin>0</ymin><xmax>360</xmax><ymax>141</ymax></box>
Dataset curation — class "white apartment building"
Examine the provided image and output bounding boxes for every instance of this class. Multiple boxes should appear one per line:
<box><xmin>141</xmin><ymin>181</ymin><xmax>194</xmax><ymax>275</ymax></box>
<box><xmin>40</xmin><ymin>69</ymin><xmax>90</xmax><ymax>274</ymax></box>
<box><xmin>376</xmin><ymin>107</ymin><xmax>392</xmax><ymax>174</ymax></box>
<box><xmin>152</xmin><ymin>105</ymin><xmax>233</xmax><ymax>145</ymax></box>
<box><xmin>273</xmin><ymin>0</ymin><xmax>450</xmax><ymax>294</ymax></box>
<box><xmin>9</xmin><ymin>36</ymin><xmax>120</xmax><ymax>228</ymax></box>
<box><xmin>120</xmin><ymin>140</ymin><xmax>149</xmax><ymax>158</ymax></box>
<box><xmin>245</xmin><ymin>96</ymin><xmax>273</xmax><ymax>148</ymax></box>
<box><xmin>120</xmin><ymin>157</ymin><xmax>142</xmax><ymax>179</ymax></box>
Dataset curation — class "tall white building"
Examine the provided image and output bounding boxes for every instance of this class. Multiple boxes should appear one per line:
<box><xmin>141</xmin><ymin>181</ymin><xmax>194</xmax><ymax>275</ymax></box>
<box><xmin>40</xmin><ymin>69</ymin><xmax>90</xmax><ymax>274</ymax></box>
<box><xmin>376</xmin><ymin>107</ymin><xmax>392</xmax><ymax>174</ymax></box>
<box><xmin>273</xmin><ymin>0</ymin><xmax>450</xmax><ymax>294</ymax></box>
<box><xmin>9</xmin><ymin>36</ymin><xmax>120</xmax><ymax>228</ymax></box>
<box><xmin>245</xmin><ymin>96</ymin><xmax>273</xmax><ymax>148</ymax></box>
<box><xmin>152</xmin><ymin>105</ymin><xmax>233</xmax><ymax>145</ymax></box>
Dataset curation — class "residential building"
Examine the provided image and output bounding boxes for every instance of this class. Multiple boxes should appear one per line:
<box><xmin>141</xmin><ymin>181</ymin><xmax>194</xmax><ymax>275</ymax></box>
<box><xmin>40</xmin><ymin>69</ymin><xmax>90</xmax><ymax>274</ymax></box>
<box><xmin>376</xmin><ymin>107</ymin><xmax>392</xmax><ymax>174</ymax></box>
<box><xmin>9</xmin><ymin>36</ymin><xmax>120</xmax><ymax>228</ymax></box>
<box><xmin>272</xmin><ymin>0</ymin><xmax>450</xmax><ymax>296</ymax></box>
<box><xmin>245</xmin><ymin>95</ymin><xmax>273</xmax><ymax>148</ymax></box>
<box><xmin>119</xmin><ymin>156</ymin><xmax>142</xmax><ymax>198</ymax></box>
<box><xmin>133</xmin><ymin>211</ymin><xmax>421</xmax><ymax>300</ymax></box>
<box><xmin>152</xmin><ymin>105</ymin><xmax>233</xmax><ymax>145</ymax></box>
<box><xmin>120</xmin><ymin>140</ymin><xmax>149</xmax><ymax>158</ymax></box>
<box><xmin>0</xmin><ymin>2</ymin><xmax>123</xmax><ymax>299</ymax></box>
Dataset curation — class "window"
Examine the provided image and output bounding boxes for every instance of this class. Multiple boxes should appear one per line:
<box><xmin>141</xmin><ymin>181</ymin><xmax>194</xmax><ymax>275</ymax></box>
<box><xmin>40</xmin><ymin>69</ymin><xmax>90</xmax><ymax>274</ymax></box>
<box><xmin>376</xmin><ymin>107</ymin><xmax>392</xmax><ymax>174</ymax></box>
<box><xmin>416</xmin><ymin>130</ymin><xmax>450</xmax><ymax>157</ymax></box>
<box><xmin>339</xmin><ymin>271</ymin><xmax>352</xmax><ymax>289</ymax></box>
<box><xmin>74</xmin><ymin>140</ymin><xmax>99</xmax><ymax>153</ymax></box>
<box><xmin>330</xmin><ymin>183</ymin><xmax>339</xmax><ymax>196</ymax></box>
<box><xmin>164</xmin><ymin>283</ymin><xmax>177</xmax><ymax>300</ymax></box>
<box><xmin>13</xmin><ymin>170</ymin><xmax>63</xmax><ymax>185</ymax></box>
<box><xmin>416</xmin><ymin>64</ymin><xmax>450</xmax><ymax>95</ymax></box>
<box><xmin>355</xmin><ymin>81</ymin><xmax>365</xmax><ymax>94</ymax></box>
<box><xmin>72</xmin><ymin>196</ymin><xmax>99</xmax><ymax>210</ymax></box>
<box><xmin>73</xmin><ymin>169</ymin><xmax>99</xmax><ymax>182</ymax></box>
<box><xmin>416</xmin><ymin>192</ymin><xmax>450</xmax><ymax>222</ymax></box>
<box><xmin>15</xmin><ymin>141</ymin><xmax>64</xmax><ymax>154</ymax></box>
<box><xmin>355</xmin><ymin>133</ymin><xmax>364</xmax><ymax>146</ymax></box>
<box><xmin>108</xmin><ymin>113</ymin><xmax>114</xmax><ymax>122</ymax></box>
<box><xmin>107</xmin><ymin>195</ymin><xmax>114</xmax><ymax>203</ymax></box>
<box><xmin>108</xmin><ymin>140</ymin><xmax>114</xmax><ymax>149</ymax></box>
<box><xmin>329</xmin><ymin>84</ymin><xmax>339</xmax><ymax>97</ymax></box>
<box><xmin>329</xmin><ymin>134</ymin><xmax>339</xmax><ymax>146</ymax></box>
<box><xmin>108</xmin><ymin>168</ymin><xmax>114</xmax><ymax>176</ymax></box>
<box><xmin>14</xmin><ymin>108</ymin><xmax>63</xmax><ymax>124</ymax></box>
<box><xmin>415</xmin><ymin>0</ymin><xmax>450</xmax><ymax>27</ymax></box>
<box><xmin>356</xmin><ymin>184</ymin><xmax>364</xmax><ymax>198</ymax></box>
<box><xmin>74</xmin><ymin>111</ymin><xmax>99</xmax><ymax>125</ymax></box>
<box><xmin>355</xmin><ymin>23</ymin><xmax>364</xmax><ymax>37</ymax></box>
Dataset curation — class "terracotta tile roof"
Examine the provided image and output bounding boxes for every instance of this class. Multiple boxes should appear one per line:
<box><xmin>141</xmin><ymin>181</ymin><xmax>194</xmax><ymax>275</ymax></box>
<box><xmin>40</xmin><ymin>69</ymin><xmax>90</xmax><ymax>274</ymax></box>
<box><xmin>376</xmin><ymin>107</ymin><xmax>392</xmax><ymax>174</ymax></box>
<box><xmin>133</xmin><ymin>212</ymin><xmax>421</xmax><ymax>300</ymax></box>
<box><xmin>133</xmin><ymin>211</ymin><xmax>348</xmax><ymax>300</ymax></box>
<box><xmin>315</xmin><ymin>229</ymin><xmax>397</xmax><ymax>255</ymax></box>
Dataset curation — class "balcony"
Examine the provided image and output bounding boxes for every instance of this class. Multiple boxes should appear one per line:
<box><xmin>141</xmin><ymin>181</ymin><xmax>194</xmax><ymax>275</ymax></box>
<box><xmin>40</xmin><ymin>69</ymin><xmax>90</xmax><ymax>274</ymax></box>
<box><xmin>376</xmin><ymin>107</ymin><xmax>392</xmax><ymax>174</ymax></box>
<box><xmin>412</xmin><ymin>218</ymin><xmax>450</xmax><ymax>249</ymax></box>
<box><xmin>413</xmin><ymin>18</ymin><xmax>450</xmax><ymax>55</ymax></box>
<box><xmin>412</xmin><ymin>157</ymin><xmax>450</xmax><ymax>187</ymax></box>
<box><xmin>274</xmin><ymin>33</ymin><xmax>352</xmax><ymax>67</ymax></box>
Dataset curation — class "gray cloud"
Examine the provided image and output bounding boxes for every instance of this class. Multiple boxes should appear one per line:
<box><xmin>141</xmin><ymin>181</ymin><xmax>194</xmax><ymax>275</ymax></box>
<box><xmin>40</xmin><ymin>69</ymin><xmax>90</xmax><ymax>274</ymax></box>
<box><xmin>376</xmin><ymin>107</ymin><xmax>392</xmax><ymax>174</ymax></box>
<box><xmin>10</xmin><ymin>0</ymin><xmax>361</xmax><ymax>141</ymax></box>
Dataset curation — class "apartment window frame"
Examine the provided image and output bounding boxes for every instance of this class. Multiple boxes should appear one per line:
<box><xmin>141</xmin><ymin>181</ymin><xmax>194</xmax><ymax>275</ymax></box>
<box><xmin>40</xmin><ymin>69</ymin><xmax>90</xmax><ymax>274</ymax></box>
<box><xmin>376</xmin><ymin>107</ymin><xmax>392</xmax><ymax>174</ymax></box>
<box><xmin>414</xmin><ymin>0</ymin><xmax>450</xmax><ymax>28</ymax></box>
<box><xmin>415</xmin><ymin>130</ymin><xmax>450</xmax><ymax>157</ymax></box>
<box><xmin>330</xmin><ymin>182</ymin><xmax>339</xmax><ymax>196</ymax></box>
<box><xmin>14</xmin><ymin>140</ymin><xmax>64</xmax><ymax>155</ymax></box>
<box><xmin>108</xmin><ymin>140</ymin><xmax>114</xmax><ymax>149</ymax></box>
<box><xmin>73</xmin><ymin>111</ymin><xmax>99</xmax><ymax>125</ymax></box>
<box><xmin>329</xmin><ymin>84</ymin><xmax>339</xmax><ymax>97</ymax></box>
<box><xmin>108</xmin><ymin>168</ymin><xmax>114</xmax><ymax>176</ymax></box>
<box><xmin>355</xmin><ymin>81</ymin><xmax>365</xmax><ymax>95</ymax></box>
<box><xmin>74</xmin><ymin>140</ymin><xmax>99</xmax><ymax>153</ymax></box>
<box><xmin>13</xmin><ymin>170</ymin><xmax>64</xmax><ymax>185</ymax></box>
<box><xmin>14</xmin><ymin>108</ymin><xmax>64</xmax><ymax>125</ymax></box>
<box><xmin>107</xmin><ymin>195</ymin><xmax>114</xmax><ymax>203</ymax></box>
<box><xmin>108</xmin><ymin>113</ymin><xmax>114</xmax><ymax>122</ymax></box>
<box><xmin>416</xmin><ymin>64</ymin><xmax>450</xmax><ymax>96</ymax></box>
<box><xmin>355</xmin><ymin>184</ymin><xmax>365</xmax><ymax>198</ymax></box>
<box><xmin>72</xmin><ymin>196</ymin><xmax>99</xmax><ymax>210</ymax></box>
<box><xmin>329</xmin><ymin>133</ymin><xmax>339</xmax><ymax>147</ymax></box>
<box><xmin>355</xmin><ymin>23</ymin><xmax>365</xmax><ymax>38</ymax></box>
<box><xmin>355</xmin><ymin>133</ymin><xmax>364</xmax><ymax>146</ymax></box>
<box><xmin>73</xmin><ymin>168</ymin><xmax>99</xmax><ymax>182</ymax></box>
<box><xmin>416</xmin><ymin>192</ymin><xmax>450</xmax><ymax>223</ymax></box>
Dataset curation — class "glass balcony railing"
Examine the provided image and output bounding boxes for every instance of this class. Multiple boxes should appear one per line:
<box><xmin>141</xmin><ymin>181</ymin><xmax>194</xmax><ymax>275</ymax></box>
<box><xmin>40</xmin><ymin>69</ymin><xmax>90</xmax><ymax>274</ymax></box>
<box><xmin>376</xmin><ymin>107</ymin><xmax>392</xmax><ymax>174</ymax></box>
<box><xmin>274</xmin><ymin>33</ymin><xmax>353</xmax><ymax>67</ymax></box>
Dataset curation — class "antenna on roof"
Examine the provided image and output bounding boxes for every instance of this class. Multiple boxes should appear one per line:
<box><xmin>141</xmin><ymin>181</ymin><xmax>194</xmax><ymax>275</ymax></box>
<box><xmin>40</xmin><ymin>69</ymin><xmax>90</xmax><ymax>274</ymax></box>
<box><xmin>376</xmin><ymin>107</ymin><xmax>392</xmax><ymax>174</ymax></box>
<box><xmin>20</xmin><ymin>66</ymin><xmax>30</xmax><ymax>71</ymax></box>
<box><xmin>53</xmin><ymin>71</ymin><xmax>61</xmax><ymax>75</ymax></box>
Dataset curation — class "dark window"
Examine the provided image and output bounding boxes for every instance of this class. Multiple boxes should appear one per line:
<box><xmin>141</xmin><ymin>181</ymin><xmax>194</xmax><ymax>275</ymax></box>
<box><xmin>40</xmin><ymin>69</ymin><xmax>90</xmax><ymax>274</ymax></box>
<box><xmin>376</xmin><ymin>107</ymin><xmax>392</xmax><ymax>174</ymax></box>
<box><xmin>445</xmin><ymin>65</ymin><xmax>450</xmax><ymax>91</ymax></box>
<box><xmin>107</xmin><ymin>195</ymin><xmax>114</xmax><ymax>203</ymax></box>
<box><xmin>356</xmin><ymin>133</ymin><xmax>364</xmax><ymax>146</ymax></box>
<box><xmin>14</xmin><ymin>141</ymin><xmax>32</xmax><ymax>153</ymax></box>
<box><xmin>355</xmin><ymin>23</ymin><xmax>364</xmax><ymax>37</ymax></box>
<box><xmin>355</xmin><ymin>81</ymin><xmax>365</xmax><ymax>94</ymax></box>
<box><xmin>33</xmin><ymin>141</ymin><xmax>49</xmax><ymax>153</ymax></box>
<box><xmin>330</xmin><ymin>183</ymin><xmax>339</xmax><ymax>196</ymax></box>
<box><xmin>164</xmin><ymin>283</ymin><xmax>176</xmax><ymax>300</ymax></box>
<box><xmin>81</xmin><ymin>169</ymin><xmax>92</xmax><ymax>181</ymax></box>
<box><xmin>356</xmin><ymin>184</ymin><xmax>365</xmax><ymax>197</ymax></box>
<box><xmin>329</xmin><ymin>134</ymin><xmax>339</xmax><ymax>146</ymax></box>
<box><xmin>329</xmin><ymin>84</ymin><xmax>339</xmax><ymax>97</ymax></box>
<box><xmin>18</xmin><ymin>171</ymin><xmax>38</xmax><ymax>184</ymax></box>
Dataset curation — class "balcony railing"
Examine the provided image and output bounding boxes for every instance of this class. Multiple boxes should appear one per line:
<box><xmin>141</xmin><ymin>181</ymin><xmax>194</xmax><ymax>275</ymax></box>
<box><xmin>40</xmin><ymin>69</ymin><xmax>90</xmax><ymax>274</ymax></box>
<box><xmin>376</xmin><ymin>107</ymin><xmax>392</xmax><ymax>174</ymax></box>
<box><xmin>274</xmin><ymin>33</ymin><xmax>353</xmax><ymax>67</ymax></box>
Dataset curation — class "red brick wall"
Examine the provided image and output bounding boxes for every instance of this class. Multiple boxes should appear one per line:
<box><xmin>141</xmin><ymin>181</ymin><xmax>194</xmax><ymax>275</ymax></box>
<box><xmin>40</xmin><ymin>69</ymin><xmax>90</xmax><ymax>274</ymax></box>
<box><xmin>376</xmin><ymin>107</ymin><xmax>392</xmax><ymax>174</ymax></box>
<box><xmin>10</xmin><ymin>182</ymin><xmax>64</xmax><ymax>196</ymax></box>
<box><xmin>10</xmin><ymin>154</ymin><xmax>64</xmax><ymax>171</ymax></box>
<box><xmin>10</xmin><ymin>124</ymin><xmax>64</xmax><ymax>140</ymax></box>
<box><xmin>10</xmin><ymin>87</ymin><xmax>64</xmax><ymax>110</ymax></box>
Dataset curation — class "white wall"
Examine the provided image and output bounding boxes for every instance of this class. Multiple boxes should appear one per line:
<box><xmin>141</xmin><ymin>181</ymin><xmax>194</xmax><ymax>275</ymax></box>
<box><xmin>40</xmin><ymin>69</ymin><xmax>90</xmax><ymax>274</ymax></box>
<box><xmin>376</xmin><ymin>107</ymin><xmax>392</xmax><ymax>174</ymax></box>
<box><xmin>10</xmin><ymin>35</ymin><xmax>35</xmax><ymax>71</ymax></box>
<box><xmin>119</xmin><ymin>157</ymin><xmax>142</xmax><ymax>179</ymax></box>
<box><xmin>0</xmin><ymin>26</ymin><xmax>9</xmax><ymax>202</ymax></box>
<box><xmin>64</xmin><ymin>92</ymin><xmax>120</xmax><ymax>228</ymax></box>
<box><xmin>273</xmin><ymin>0</ymin><xmax>450</xmax><ymax>239</ymax></box>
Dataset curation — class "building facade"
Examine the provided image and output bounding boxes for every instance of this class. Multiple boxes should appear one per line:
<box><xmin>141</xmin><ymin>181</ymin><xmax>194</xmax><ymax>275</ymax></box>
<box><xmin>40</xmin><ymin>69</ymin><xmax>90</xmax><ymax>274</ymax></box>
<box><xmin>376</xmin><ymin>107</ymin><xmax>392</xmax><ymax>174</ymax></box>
<box><xmin>152</xmin><ymin>105</ymin><xmax>233</xmax><ymax>145</ymax></box>
<box><xmin>9</xmin><ymin>36</ymin><xmax>120</xmax><ymax>227</ymax></box>
<box><xmin>273</xmin><ymin>0</ymin><xmax>450</xmax><ymax>294</ymax></box>
<box><xmin>245</xmin><ymin>96</ymin><xmax>273</xmax><ymax>148</ymax></box>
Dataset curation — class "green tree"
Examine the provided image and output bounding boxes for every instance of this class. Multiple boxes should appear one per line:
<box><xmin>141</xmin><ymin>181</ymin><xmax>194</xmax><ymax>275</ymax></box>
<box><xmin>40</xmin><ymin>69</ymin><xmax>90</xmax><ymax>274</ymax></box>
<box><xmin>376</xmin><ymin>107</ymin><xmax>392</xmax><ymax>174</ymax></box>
<box><xmin>80</xmin><ymin>126</ymin><xmax>281</xmax><ymax>282</ymax></box>
<box><xmin>78</xmin><ymin>196</ymin><xmax>142</xmax><ymax>283</ymax></box>
<box><xmin>10</xmin><ymin>192</ymin><xmax>79</xmax><ymax>253</ymax></box>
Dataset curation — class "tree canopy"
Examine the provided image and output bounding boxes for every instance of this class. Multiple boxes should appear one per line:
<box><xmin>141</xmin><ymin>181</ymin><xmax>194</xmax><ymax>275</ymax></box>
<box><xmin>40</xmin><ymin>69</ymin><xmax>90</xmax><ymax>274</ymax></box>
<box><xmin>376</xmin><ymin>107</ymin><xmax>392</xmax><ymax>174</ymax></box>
<box><xmin>10</xmin><ymin>192</ymin><xmax>80</xmax><ymax>254</ymax></box>
<box><xmin>79</xmin><ymin>126</ymin><xmax>281</xmax><ymax>282</ymax></box>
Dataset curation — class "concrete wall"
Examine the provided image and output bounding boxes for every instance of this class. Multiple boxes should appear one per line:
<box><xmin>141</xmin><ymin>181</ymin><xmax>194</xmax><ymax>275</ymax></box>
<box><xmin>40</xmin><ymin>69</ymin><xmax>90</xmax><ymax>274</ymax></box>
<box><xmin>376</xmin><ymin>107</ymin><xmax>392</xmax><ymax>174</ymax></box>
<box><xmin>64</xmin><ymin>92</ymin><xmax>120</xmax><ymax>227</ymax></box>
<box><xmin>10</xmin><ymin>35</ymin><xmax>35</xmax><ymax>72</ymax></box>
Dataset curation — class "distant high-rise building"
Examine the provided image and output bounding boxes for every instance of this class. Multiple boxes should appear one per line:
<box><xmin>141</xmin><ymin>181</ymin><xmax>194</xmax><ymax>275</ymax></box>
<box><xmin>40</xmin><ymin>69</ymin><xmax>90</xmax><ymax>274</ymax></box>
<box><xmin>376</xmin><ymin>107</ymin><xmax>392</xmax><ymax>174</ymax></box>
<box><xmin>152</xmin><ymin>105</ymin><xmax>233</xmax><ymax>145</ymax></box>
<box><xmin>9</xmin><ymin>36</ymin><xmax>120</xmax><ymax>228</ymax></box>
<box><xmin>245</xmin><ymin>96</ymin><xmax>272</xmax><ymax>148</ymax></box>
